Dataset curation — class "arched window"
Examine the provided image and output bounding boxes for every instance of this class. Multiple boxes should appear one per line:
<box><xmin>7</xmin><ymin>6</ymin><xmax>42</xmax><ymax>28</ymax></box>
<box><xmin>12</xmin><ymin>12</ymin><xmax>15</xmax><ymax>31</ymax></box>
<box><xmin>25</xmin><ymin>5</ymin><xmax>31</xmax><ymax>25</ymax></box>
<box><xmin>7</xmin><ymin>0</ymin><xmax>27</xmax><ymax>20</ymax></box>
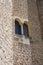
<box><xmin>15</xmin><ymin>20</ymin><xmax>21</xmax><ymax>35</ymax></box>
<box><xmin>23</xmin><ymin>23</ymin><xmax>28</xmax><ymax>36</ymax></box>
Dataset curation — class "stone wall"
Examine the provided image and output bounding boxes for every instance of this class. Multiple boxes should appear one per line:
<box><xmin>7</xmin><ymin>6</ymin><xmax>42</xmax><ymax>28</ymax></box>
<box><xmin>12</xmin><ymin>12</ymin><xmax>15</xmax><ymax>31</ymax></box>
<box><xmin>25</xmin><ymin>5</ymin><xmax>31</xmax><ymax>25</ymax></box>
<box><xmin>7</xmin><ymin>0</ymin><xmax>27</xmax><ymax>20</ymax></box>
<box><xmin>0</xmin><ymin>0</ymin><xmax>13</xmax><ymax>65</ymax></box>
<box><xmin>12</xmin><ymin>0</ymin><xmax>43</xmax><ymax>65</ymax></box>
<box><xmin>31</xmin><ymin>41</ymin><xmax>43</xmax><ymax>65</ymax></box>
<box><xmin>12</xmin><ymin>0</ymin><xmax>28</xmax><ymax>19</ymax></box>
<box><xmin>37</xmin><ymin>0</ymin><xmax>43</xmax><ymax>39</ymax></box>
<box><xmin>0</xmin><ymin>0</ymin><xmax>43</xmax><ymax>65</ymax></box>
<box><xmin>27</xmin><ymin>0</ymin><xmax>42</xmax><ymax>42</ymax></box>
<box><xmin>13</xmin><ymin>42</ymin><xmax>32</xmax><ymax>65</ymax></box>
<box><xmin>27</xmin><ymin>0</ymin><xmax>43</xmax><ymax>65</ymax></box>
<box><xmin>12</xmin><ymin>0</ymin><xmax>42</xmax><ymax>42</ymax></box>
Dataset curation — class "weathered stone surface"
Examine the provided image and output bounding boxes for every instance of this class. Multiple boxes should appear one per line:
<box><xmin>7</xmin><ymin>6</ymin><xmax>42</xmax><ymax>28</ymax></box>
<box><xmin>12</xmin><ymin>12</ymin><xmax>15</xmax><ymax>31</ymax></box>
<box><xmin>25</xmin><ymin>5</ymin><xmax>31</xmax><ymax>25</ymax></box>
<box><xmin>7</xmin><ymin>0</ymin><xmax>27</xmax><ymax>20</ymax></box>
<box><xmin>37</xmin><ymin>0</ymin><xmax>43</xmax><ymax>39</ymax></box>
<box><xmin>13</xmin><ymin>42</ymin><xmax>32</xmax><ymax>65</ymax></box>
<box><xmin>0</xmin><ymin>0</ymin><xmax>13</xmax><ymax>65</ymax></box>
<box><xmin>0</xmin><ymin>0</ymin><xmax>43</xmax><ymax>65</ymax></box>
<box><xmin>31</xmin><ymin>42</ymin><xmax>43</xmax><ymax>65</ymax></box>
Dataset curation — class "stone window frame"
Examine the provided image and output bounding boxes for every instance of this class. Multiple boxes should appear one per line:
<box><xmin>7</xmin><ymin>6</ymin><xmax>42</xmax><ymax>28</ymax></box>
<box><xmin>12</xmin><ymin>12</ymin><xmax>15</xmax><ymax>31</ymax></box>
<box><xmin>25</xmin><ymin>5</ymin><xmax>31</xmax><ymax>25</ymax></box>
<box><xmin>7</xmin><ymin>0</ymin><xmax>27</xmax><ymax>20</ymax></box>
<box><xmin>14</xmin><ymin>18</ymin><xmax>30</xmax><ymax>38</ymax></box>
<box><xmin>12</xmin><ymin>16</ymin><xmax>31</xmax><ymax>44</ymax></box>
<box><xmin>12</xmin><ymin>16</ymin><xmax>31</xmax><ymax>37</ymax></box>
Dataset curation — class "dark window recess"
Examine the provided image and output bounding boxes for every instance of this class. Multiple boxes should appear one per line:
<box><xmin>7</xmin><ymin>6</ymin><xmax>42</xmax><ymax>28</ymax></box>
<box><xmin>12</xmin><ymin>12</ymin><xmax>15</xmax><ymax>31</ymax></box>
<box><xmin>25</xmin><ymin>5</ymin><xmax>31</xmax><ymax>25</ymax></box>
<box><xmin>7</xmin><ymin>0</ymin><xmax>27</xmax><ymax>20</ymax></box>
<box><xmin>23</xmin><ymin>23</ymin><xmax>28</xmax><ymax>36</ymax></box>
<box><xmin>15</xmin><ymin>20</ymin><xmax>21</xmax><ymax>35</ymax></box>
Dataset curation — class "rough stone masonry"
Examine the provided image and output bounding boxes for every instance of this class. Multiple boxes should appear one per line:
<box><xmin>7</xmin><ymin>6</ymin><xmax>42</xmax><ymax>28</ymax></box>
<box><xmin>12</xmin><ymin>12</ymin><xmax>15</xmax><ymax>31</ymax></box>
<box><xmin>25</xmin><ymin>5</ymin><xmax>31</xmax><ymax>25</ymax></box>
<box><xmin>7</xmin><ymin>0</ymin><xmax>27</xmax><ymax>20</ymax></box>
<box><xmin>0</xmin><ymin>0</ymin><xmax>13</xmax><ymax>65</ymax></box>
<box><xmin>0</xmin><ymin>0</ymin><xmax>43</xmax><ymax>65</ymax></box>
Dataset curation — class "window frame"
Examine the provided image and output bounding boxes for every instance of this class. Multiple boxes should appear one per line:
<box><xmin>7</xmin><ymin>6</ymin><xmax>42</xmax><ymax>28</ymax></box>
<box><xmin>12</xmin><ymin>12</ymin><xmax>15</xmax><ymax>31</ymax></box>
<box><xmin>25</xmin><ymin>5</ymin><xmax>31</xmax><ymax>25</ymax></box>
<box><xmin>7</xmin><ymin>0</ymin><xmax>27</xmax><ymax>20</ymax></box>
<box><xmin>15</xmin><ymin>20</ymin><xmax>21</xmax><ymax>35</ymax></box>
<box><xmin>23</xmin><ymin>23</ymin><xmax>29</xmax><ymax>37</ymax></box>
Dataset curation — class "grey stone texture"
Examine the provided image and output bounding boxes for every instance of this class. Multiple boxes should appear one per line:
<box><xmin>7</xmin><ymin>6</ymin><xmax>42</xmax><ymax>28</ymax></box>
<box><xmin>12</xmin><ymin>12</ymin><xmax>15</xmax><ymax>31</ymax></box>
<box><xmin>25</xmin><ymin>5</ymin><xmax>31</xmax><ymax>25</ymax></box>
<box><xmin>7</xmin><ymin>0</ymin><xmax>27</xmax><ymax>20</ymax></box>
<box><xmin>0</xmin><ymin>0</ymin><xmax>43</xmax><ymax>65</ymax></box>
<box><xmin>37</xmin><ymin>0</ymin><xmax>43</xmax><ymax>39</ymax></box>
<box><xmin>27</xmin><ymin>0</ymin><xmax>42</xmax><ymax>42</ymax></box>
<box><xmin>31</xmin><ymin>42</ymin><xmax>43</xmax><ymax>65</ymax></box>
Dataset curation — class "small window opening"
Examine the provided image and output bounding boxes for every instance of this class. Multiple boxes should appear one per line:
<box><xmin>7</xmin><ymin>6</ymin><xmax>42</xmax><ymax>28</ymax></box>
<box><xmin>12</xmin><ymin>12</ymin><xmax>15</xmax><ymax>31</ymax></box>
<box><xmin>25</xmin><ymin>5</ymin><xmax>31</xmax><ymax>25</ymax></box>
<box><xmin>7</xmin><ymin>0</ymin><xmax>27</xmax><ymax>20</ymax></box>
<box><xmin>15</xmin><ymin>20</ymin><xmax>21</xmax><ymax>35</ymax></box>
<box><xmin>23</xmin><ymin>23</ymin><xmax>29</xmax><ymax>37</ymax></box>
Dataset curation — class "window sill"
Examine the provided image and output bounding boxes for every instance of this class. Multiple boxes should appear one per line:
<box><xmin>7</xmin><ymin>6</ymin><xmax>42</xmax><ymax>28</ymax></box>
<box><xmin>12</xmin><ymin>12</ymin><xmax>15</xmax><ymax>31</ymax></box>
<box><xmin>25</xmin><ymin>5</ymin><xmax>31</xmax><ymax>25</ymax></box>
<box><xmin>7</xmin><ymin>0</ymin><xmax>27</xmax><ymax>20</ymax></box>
<box><xmin>14</xmin><ymin>34</ymin><xmax>30</xmax><ymax>45</ymax></box>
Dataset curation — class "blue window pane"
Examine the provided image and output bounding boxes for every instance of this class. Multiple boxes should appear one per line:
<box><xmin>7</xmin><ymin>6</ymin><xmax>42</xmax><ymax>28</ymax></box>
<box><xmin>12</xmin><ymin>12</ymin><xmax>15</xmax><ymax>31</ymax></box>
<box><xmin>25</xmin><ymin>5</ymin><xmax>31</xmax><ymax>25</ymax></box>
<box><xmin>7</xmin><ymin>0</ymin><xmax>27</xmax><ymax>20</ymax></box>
<box><xmin>15</xmin><ymin>21</ymin><xmax>21</xmax><ymax>35</ymax></box>
<box><xmin>23</xmin><ymin>24</ymin><xmax>28</xmax><ymax>36</ymax></box>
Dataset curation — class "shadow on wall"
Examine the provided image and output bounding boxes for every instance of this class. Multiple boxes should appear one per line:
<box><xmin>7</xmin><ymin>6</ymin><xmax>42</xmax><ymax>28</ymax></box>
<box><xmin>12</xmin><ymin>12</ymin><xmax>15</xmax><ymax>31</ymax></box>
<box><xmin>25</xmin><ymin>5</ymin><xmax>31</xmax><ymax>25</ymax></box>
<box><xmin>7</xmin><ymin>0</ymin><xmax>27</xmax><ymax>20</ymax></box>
<box><xmin>36</xmin><ymin>0</ymin><xmax>43</xmax><ymax>39</ymax></box>
<box><xmin>27</xmin><ymin>0</ymin><xmax>43</xmax><ymax>65</ymax></box>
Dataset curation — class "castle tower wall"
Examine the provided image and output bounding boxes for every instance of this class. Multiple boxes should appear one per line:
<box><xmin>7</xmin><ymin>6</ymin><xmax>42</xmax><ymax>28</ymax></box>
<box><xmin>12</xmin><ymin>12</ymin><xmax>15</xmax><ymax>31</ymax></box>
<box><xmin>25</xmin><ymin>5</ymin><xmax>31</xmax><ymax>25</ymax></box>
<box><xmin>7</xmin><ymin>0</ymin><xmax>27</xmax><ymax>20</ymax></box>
<box><xmin>12</xmin><ymin>0</ymin><xmax>43</xmax><ymax>65</ymax></box>
<box><xmin>27</xmin><ymin>0</ymin><xmax>43</xmax><ymax>65</ymax></box>
<box><xmin>0</xmin><ymin>0</ymin><xmax>43</xmax><ymax>65</ymax></box>
<box><xmin>37</xmin><ymin>0</ymin><xmax>43</xmax><ymax>39</ymax></box>
<box><xmin>12</xmin><ymin>0</ymin><xmax>32</xmax><ymax>65</ymax></box>
<box><xmin>12</xmin><ymin>0</ymin><xmax>42</xmax><ymax>42</ymax></box>
<box><xmin>0</xmin><ymin>0</ymin><xmax>13</xmax><ymax>65</ymax></box>
<box><xmin>12</xmin><ymin>0</ymin><xmax>28</xmax><ymax>19</ymax></box>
